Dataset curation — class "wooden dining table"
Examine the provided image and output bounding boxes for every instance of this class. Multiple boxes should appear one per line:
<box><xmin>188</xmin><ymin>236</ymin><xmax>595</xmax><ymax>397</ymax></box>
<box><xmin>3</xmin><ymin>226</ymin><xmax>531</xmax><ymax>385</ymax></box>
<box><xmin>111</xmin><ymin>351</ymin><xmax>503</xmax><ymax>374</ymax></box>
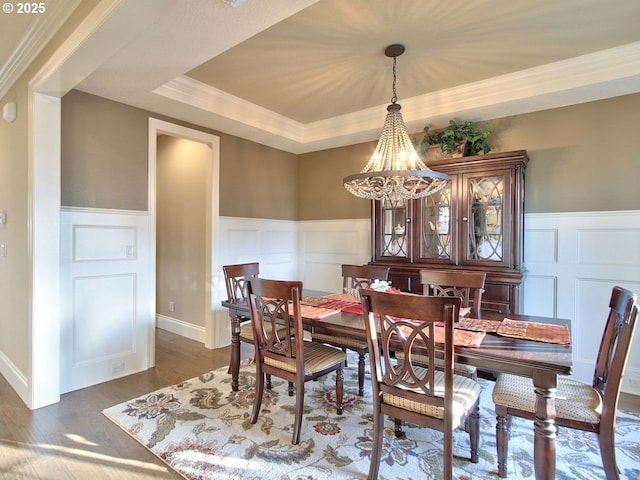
<box><xmin>221</xmin><ymin>293</ymin><xmax>573</xmax><ymax>480</ymax></box>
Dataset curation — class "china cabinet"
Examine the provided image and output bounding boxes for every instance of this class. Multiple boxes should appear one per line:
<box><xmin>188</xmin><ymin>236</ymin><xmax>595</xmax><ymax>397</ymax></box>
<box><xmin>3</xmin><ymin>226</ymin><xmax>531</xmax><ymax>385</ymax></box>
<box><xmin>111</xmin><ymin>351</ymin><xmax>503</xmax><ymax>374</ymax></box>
<box><xmin>371</xmin><ymin>150</ymin><xmax>528</xmax><ymax>313</ymax></box>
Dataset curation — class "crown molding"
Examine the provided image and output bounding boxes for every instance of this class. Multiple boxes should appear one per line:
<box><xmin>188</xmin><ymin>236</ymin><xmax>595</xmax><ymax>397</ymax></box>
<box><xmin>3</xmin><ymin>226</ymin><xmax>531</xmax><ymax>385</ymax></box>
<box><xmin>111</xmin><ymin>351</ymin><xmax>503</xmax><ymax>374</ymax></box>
<box><xmin>154</xmin><ymin>75</ymin><xmax>306</xmax><ymax>143</ymax></box>
<box><xmin>0</xmin><ymin>0</ymin><xmax>81</xmax><ymax>99</ymax></box>
<box><xmin>153</xmin><ymin>42</ymin><xmax>640</xmax><ymax>153</ymax></box>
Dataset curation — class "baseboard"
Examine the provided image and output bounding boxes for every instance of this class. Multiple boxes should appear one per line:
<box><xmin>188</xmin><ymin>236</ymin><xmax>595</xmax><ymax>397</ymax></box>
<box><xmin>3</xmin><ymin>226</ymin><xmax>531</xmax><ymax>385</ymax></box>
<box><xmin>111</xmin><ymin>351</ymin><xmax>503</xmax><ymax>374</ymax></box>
<box><xmin>0</xmin><ymin>349</ymin><xmax>29</xmax><ymax>406</ymax></box>
<box><xmin>156</xmin><ymin>314</ymin><xmax>206</xmax><ymax>344</ymax></box>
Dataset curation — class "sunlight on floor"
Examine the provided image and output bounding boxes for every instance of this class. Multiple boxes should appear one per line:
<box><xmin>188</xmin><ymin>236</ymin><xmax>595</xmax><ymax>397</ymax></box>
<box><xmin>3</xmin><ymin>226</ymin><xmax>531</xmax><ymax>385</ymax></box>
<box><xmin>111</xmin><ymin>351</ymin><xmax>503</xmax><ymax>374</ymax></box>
<box><xmin>1</xmin><ymin>439</ymin><xmax>168</xmax><ymax>474</ymax></box>
<box><xmin>65</xmin><ymin>433</ymin><xmax>98</xmax><ymax>447</ymax></box>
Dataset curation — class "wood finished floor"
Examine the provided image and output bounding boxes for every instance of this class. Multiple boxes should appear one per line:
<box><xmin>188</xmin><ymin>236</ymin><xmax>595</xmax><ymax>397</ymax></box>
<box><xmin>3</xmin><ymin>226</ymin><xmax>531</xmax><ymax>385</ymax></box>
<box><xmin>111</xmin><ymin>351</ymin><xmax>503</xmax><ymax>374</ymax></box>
<box><xmin>1</xmin><ymin>328</ymin><xmax>638</xmax><ymax>479</ymax></box>
<box><xmin>0</xmin><ymin>328</ymin><xmax>253</xmax><ymax>479</ymax></box>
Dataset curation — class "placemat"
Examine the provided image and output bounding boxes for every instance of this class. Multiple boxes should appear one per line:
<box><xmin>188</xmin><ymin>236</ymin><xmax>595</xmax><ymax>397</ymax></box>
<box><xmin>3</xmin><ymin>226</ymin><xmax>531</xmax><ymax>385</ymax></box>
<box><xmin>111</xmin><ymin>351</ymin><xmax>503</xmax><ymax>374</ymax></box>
<box><xmin>342</xmin><ymin>304</ymin><xmax>364</xmax><ymax>315</ymax></box>
<box><xmin>497</xmin><ymin>318</ymin><xmax>570</xmax><ymax>344</ymax></box>
<box><xmin>399</xmin><ymin>324</ymin><xmax>486</xmax><ymax>348</ymax></box>
<box><xmin>457</xmin><ymin>317</ymin><xmax>503</xmax><ymax>333</ymax></box>
<box><xmin>299</xmin><ymin>304</ymin><xmax>342</xmax><ymax>320</ymax></box>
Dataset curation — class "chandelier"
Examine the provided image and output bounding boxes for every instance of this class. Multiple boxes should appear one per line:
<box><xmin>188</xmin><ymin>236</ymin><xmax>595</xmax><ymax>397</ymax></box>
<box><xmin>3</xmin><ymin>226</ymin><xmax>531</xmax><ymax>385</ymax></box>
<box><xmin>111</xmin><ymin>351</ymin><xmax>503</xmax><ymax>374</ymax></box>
<box><xmin>343</xmin><ymin>44</ymin><xmax>449</xmax><ymax>201</ymax></box>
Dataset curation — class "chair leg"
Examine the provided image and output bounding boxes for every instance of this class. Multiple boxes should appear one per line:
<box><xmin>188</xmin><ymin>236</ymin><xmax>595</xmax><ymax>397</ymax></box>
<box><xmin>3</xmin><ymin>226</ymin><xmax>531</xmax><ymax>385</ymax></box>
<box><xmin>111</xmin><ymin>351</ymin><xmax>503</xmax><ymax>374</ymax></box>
<box><xmin>335</xmin><ymin>368</ymin><xmax>344</xmax><ymax>415</ymax></box>
<box><xmin>393</xmin><ymin>418</ymin><xmax>405</xmax><ymax>439</ymax></box>
<box><xmin>287</xmin><ymin>381</ymin><xmax>294</xmax><ymax>396</ymax></box>
<box><xmin>357</xmin><ymin>351</ymin><xmax>366</xmax><ymax>396</ymax></box>
<box><xmin>599</xmin><ymin>424</ymin><xmax>620</xmax><ymax>480</ymax></box>
<box><xmin>368</xmin><ymin>411</ymin><xmax>384</xmax><ymax>480</ymax></box>
<box><xmin>250</xmin><ymin>370</ymin><xmax>265</xmax><ymax>424</ymax></box>
<box><xmin>229</xmin><ymin>319</ymin><xmax>241</xmax><ymax>392</ymax></box>
<box><xmin>444</xmin><ymin>418</ymin><xmax>453</xmax><ymax>480</ymax></box>
<box><xmin>468</xmin><ymin>404</ymin><xmax>480</xmax><ymax>463</ymax></box>
<box><xmin>495</xmin><ymin>411</ymin><xmax>511</xmax><ymax>478</ymax></box>
<box><xmin>292</xmin><ymin>378</ymin><xmax>305</xmax><ymax>445</ymax></box>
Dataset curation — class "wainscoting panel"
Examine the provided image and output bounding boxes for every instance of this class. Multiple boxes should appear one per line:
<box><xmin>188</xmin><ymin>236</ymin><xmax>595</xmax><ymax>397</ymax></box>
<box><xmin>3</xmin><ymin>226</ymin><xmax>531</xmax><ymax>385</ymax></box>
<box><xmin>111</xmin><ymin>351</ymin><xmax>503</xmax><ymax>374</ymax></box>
<box><xmin>522</xmin><ymin>275</ymin><xmax>557</xmax><ymax>318</ymax></box>
<box><xmin>298</xmin><ymin>219</ymin><xmax>371</xmax><ymax>294</ymax></box>
<box><xmin>72</xmin><ymin>274</ymin><xmax>136</xmax><ymax>364</ymax></box>
<box><xmin>73</xmin><ymin>225</ymin><xmax>137</xmax><ymax>261</ymax></box>
<box><xmin>213</xmin><ymin>217</ymin><xmax>299</xmax><ymax>348</ymax></box>
<box><xmin>60</xmin><ymin>208</ymin><xmax>153</xmax><ymax>394</ymax></box>
<box><xmin>524</xmin><ymin>210</ymin><xmax>640</xmax><ymax>394</ymax></box>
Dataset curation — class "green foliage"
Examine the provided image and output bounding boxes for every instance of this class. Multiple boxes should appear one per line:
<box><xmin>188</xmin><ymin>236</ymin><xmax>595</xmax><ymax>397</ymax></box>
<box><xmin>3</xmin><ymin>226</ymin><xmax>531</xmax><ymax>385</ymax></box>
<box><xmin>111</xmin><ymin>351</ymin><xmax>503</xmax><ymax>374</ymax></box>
<box><xmin>420</xmin><ymin>119</ymin><xmax>492</xmax><ymax>156</ymax></box>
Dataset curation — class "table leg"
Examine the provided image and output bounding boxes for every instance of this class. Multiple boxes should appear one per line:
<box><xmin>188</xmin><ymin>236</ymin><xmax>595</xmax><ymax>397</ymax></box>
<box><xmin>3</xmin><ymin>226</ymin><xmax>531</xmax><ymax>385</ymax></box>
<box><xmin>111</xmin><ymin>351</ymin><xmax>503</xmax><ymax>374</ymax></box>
<box><xmin>532</xmin><ymin>371</ymin><xmax>558</xmax><ymax>480</ymax></box>
<box><xmin>229</xmin><ymin>313</ymin><xmax>241</xmax><ymax>392</ymax></box>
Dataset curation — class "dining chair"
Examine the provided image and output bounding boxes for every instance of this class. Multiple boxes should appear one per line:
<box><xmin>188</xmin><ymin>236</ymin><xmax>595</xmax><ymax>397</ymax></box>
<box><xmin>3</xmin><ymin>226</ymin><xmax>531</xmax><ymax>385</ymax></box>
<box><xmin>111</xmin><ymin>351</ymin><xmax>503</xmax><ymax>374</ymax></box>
<box><xmin>420</xmin><ymin>269</ymin><xmax>486</xmax><ymax>318</ymax></box>
<box><xmin>394</xmin><ymin>269</ymin><xmax>486</xmax><ymax>385</ymax></box>
<box><xmin>223</xmin><ymin>262</ymin><xmax>287</xmax><ymax>392</ymax></box>
<box><xmin>492</xmin><ymin>286</ymin><xmax>638</xmax><ymax>479</ymax></box>
<box><xmin>246</xmin><ymin>277</ymin><xmax>346</xmax><ymax>445</ymax></box>
<box><xmin>311</xmin><ymin>264</ymin><xmax>390</xmax><ymax>396</ymax></box>
<box><xmin>360</xmin><ymin>289</ymin><xmax>481</xmax><ymax>480</ymax></box>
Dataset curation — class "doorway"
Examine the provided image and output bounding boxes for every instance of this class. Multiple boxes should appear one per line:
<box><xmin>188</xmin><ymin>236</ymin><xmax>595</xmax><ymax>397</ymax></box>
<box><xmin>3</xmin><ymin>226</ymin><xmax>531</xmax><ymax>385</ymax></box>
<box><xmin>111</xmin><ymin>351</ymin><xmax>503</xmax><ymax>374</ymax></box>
<box><xmin>148</xmin><ymin>119</ymin><xmax>222</xmax><ymax>351</ymax></box>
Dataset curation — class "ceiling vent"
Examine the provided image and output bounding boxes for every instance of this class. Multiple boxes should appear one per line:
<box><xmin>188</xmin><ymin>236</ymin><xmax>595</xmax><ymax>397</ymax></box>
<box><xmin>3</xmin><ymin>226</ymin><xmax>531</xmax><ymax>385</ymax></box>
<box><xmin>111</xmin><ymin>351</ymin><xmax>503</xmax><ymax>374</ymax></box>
<box><xmin>221</xmin><ymin>0</ymin><xmax>247</xmax><ymax>7</ymax></box>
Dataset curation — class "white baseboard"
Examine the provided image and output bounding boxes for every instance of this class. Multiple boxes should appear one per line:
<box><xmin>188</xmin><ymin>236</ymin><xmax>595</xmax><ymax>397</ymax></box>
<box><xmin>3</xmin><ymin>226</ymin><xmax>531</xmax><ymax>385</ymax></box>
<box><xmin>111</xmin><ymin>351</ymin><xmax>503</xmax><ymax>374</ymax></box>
<box><xmin>156</xmin><ymin>314</ymin><xmax>206</xmax><ymax>343</ymax></box>
<box><xmin>0</xmin><ymin>349</ymin><xmax>29</xmax><ymax>405</ymax></box>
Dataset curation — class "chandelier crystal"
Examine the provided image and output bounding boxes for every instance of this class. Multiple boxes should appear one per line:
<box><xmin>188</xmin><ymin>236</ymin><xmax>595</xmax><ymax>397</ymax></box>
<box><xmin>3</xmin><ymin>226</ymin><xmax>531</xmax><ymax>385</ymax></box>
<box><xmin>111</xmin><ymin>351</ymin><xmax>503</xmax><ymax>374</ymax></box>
<box><xmin>343</xmin><ymin>44</ymin><xmax>449</xmax><ymax>201</ymax></box>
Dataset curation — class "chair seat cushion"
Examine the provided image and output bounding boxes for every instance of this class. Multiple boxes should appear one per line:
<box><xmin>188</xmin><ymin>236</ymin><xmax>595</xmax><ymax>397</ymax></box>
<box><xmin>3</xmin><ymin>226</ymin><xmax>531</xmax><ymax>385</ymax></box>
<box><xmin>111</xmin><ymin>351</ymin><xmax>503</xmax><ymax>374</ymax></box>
<box><xmin>264</xmin><ymin>340</ymin><xmax>347</xmax><ymax>375</ymax></box>
<box><xmin>239</xmin><ymin>322</ymin><xmax>286</xmax><ymax>341</ymax></box>
<box><xmin>311</xmin><ymin>332</ymin><xmax>368</xmax><ymax>351</ymax></box>
<box><xmin>383</xmin><ymin>369</ymin><xmax>481</xmax><ymax>421</ymax></box>
<box><xmin>394</xmin><ymin>351</ymin><xmax>477</xmax><ymax>378</ymax></box>
<box><xmin>492</xmin><ymin>373</ymin><xmax>602</xmax><ymax>424</ymax></box>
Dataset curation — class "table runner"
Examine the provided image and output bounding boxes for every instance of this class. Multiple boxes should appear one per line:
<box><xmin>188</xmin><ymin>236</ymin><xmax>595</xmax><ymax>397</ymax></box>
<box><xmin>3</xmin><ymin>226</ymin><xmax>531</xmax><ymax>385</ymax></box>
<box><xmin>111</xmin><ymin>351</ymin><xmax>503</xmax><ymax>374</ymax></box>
<box><xmin>300</xmin><ymin>294</ymin><xmax>359</xmax><ymax>320</ymax></box>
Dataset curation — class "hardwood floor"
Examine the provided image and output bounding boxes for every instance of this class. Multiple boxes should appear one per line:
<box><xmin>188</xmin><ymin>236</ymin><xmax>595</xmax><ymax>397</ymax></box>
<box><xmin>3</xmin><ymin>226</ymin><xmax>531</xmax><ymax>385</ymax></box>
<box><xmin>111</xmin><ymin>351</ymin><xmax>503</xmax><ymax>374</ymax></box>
<box><xmin>1</xmin><ymin>328</ymin><xmax>638</xmax><ymax>479</ymax></box>
<box><xmin>0</xmin><ymin>328</ymin><xmax>253</xmax><ymax>479</ymax></box>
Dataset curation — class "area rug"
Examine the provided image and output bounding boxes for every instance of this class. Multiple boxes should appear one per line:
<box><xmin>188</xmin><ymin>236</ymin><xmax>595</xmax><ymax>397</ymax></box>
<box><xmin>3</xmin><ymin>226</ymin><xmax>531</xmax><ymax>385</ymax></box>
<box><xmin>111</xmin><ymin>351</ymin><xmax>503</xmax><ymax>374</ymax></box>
<box><xmin>103</xmin><ymin>355</ymin><xmax>640</xmax><ymax>480</ymax></box>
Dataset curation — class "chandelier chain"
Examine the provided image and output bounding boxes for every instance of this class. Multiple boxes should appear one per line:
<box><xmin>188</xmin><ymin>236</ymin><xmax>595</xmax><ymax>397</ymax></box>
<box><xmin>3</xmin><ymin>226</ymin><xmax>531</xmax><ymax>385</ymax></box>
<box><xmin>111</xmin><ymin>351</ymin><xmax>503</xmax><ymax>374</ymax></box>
<box><xmin>391</xmin><ymin>56</ymin><xmax>398</xmax><ymax>104</ymax></box>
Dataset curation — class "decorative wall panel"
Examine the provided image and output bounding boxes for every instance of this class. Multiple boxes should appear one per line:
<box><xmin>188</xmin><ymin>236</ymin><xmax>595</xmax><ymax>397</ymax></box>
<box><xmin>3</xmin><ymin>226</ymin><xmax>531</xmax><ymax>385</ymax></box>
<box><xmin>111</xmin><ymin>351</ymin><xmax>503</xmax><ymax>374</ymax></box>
<box><xmin>73</xmin><ymin>225</ymin><xmax>136</xmax><ymax>261</ymax></box>
<box><xmin>60</xmin><ymin>208</ymin><xmax>152</xmax><ymax>394</ymax></box>
<box><xmin>524</xmin><ymin>210</ymin><xmax>640</xmax><ymax>394</ymax></box>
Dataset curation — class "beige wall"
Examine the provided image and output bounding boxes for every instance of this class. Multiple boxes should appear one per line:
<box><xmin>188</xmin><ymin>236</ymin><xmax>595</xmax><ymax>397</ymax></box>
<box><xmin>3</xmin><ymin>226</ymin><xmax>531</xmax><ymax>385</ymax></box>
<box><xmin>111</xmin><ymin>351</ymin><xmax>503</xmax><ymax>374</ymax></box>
<box><xmin>219</xmin><ymin>134</ymin><xmax>298</xmax><ymax>220</ymax></box>
<box><xmin>490</xmin><ymin>94</ymin><xmax>640</xmax><ymax>213</ymax></box>
<box><xmin>63</xmin><ymin>90</ymin><xmax>640</xmax><ymax>223</ymax></box>
<box><xmin>61</xmin><ymin>90</ymin><xmax>149</xmax><ymax>210</ymax></box>
<box><xmin>61</xmin><ymin>90</ymin><xmax>299</xmax><ymax>220</ymax></box>
<box><xmin>298</xmin><ymin>93</ymin><xmax>640</xmax><ymax>219</ymax></box>
<box><xmin>156</xmin><ymin>136</ymin><xmax>209</xmax><ymax>327</ymax></box>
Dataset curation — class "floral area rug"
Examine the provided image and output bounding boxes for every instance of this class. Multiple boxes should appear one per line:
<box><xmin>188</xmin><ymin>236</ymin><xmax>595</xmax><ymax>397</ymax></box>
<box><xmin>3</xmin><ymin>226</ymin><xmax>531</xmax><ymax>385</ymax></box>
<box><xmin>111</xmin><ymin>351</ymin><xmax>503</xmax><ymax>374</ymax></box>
<box><xmin>103</xmin><ymin>354</ymin><xmax>640</xmax><ymax>480</ymax></box>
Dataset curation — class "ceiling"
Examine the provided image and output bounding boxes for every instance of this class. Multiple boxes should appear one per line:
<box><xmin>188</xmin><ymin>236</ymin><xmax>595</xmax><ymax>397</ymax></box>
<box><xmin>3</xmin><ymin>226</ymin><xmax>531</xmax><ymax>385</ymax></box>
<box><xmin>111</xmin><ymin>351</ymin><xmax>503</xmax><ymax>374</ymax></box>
<box><xmin>3</xmin><ymin>0</ymin><xmax>640</xmax><ymax>153</ymax></box>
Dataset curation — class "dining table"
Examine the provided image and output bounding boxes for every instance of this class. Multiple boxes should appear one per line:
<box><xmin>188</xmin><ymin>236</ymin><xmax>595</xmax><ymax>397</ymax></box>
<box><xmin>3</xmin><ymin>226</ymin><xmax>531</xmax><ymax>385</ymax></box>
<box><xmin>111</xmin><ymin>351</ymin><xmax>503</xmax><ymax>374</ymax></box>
<box><xmin>221</xmin><ymin>291</ymin><xmax>573</xmax><ymax>480</ymax></box>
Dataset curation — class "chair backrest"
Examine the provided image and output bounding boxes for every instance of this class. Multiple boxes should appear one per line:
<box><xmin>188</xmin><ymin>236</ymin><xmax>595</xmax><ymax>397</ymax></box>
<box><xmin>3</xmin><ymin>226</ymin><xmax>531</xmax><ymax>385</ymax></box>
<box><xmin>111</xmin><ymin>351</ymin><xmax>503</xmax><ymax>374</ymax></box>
<box><xmin>360</xmin><ymin>289</ymin><xmax>461</xmax><ymax>430</ymax></box>
<box><xmin>342</xmin><ymin>264</ymin><xmax>390</xmax><ymax>291</ymax></box>
<box><xmin>223</xmin><ymin>262</ymin><xmax>259</xmax><ymax>302</ymax></box>
<box><xmin>420</xmin><ymin>269</ymin><xmax>486</xmax><ymax>318</ymax></box>
<box><xmin>246</xmin><ymin>278</ymin><xmax>305</xmax><ymax>368</ymax></box>
<box><xmin>594</xmin><ymin>286</ymin><xmax>638</xmax><ymax>424</ymax></box>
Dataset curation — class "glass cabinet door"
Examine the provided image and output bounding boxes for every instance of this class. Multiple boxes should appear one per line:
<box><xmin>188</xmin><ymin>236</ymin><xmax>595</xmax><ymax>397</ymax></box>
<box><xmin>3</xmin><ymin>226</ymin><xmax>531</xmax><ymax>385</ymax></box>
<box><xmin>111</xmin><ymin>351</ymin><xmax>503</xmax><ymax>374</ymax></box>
<box><xmin>379</xmin><ymin>197</ymin><xmax>408</xmax><ymax>258</ymax></box>
<box><xmin>418</xmin><ymin>182</ymin><xmax>456</xmax><ymax>263</ymax></box>
<box><xmin>463</xmin><ymin>172</ymin><xmax>511</xmax><ymax>265</ymax></box>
